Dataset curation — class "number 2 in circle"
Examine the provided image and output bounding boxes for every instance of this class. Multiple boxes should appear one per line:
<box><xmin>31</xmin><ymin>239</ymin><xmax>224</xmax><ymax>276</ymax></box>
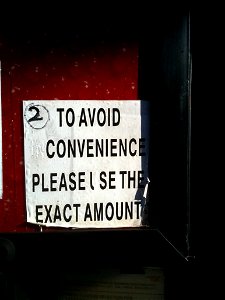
<box><xmin>24</xmin><ymin>103</ymin><xmax>49</xmax><ymax>129</ymax></box>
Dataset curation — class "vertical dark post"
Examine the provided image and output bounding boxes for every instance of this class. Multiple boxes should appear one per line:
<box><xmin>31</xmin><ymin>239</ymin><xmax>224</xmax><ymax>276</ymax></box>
<box><xmin>138</xmin><ymin>8</ymin><xmax>191</xmax><ymax>257</ymax></box>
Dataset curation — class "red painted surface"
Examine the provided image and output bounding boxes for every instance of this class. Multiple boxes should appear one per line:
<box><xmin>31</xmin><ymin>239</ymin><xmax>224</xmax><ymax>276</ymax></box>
<box><xmin>0</xmin><ymin>28</ymin><xmax>138</xmax><ymax>232</ymax></box>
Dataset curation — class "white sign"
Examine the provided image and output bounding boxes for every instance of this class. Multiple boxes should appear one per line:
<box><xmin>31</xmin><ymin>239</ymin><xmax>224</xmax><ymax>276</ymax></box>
<box><xmin>23</xmin><ymin>100</ymin><xmax>150</xmax><ymax>228</ymax></box>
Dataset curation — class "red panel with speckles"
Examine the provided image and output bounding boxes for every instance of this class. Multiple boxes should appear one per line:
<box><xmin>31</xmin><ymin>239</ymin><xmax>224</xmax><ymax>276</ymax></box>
<box><xmin>0</xmin><ymin>21</ymin><xmax>139</xmax><ymax>232</ymax></box>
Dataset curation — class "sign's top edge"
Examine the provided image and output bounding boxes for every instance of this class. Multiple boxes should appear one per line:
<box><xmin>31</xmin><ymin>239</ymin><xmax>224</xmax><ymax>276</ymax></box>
<box><xmin>22</xmin><ymin>99</ymin><xmax>144</xmax><ymax>102</ymax></box>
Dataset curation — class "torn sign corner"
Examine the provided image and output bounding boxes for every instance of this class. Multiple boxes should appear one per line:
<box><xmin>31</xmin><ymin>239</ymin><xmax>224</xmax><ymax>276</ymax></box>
<box><xmin>141</xmin><ymin>177</ymin><xmax>151</xmax><ymax>226</ymax></box>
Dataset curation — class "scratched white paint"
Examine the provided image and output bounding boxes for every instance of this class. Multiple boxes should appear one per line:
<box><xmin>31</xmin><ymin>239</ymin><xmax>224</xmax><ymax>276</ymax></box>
<box><xmin>23</xmin><ymin>100</ymin><xmax>150</xmax><ymax>228</ymax></box>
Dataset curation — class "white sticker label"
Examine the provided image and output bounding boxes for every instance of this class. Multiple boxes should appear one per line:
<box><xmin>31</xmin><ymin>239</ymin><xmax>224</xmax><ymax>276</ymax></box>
<box><xmin>23</xmin><ymin>100</ymin><xmax>150</xmax><ymax>228</ymax></box>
